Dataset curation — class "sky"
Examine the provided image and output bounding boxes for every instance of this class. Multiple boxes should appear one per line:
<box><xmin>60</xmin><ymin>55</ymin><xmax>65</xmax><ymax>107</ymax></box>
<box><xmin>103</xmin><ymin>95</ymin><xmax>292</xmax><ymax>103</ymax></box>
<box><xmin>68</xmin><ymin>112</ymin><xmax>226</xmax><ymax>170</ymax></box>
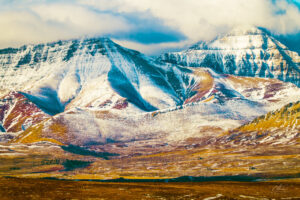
<box><xmin>0</xmin><ymin>0</ymin><xmax>299</xmax><ymax>55</ymax></box>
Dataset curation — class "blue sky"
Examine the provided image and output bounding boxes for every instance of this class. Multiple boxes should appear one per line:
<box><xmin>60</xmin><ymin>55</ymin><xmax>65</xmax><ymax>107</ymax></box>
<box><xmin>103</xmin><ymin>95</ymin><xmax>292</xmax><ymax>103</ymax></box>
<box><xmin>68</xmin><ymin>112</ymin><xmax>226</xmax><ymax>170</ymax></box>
<box><xmin>0</xmin><ymin>0</ymin><xmax>299</xmax><ymax>55</ymax></box>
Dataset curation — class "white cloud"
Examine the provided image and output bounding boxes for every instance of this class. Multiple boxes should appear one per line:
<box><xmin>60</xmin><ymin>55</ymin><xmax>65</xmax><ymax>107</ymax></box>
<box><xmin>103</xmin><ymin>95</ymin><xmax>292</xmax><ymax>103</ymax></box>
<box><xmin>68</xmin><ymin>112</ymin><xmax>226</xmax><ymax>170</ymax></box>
<box><xmin>0</xmin><ymin>2</ymin><xmax>131</xmax><ymax>48</ymax></box>
<box><xmin>0</xmin><ymin>0</ymin><xmax>300</xmax><ymax>54</ymax></box>
<box><xmin>113</xmin><ymin>39</ymin><xmax>192</xmax><ymax>56</ymax></box>
<box><xmin>77</xmin><ymin>0</ymin><xmax>300</xmax><ymax>53</ymax></box>
<box><xmin>31</xmin><ymin>4</ymin><xmax>130</xmax><ymax>35</ymax></box>
<box><xmin>81</xmin><ymin>0</ymin><xmax>300</xmax><ymax>38</ymax></box>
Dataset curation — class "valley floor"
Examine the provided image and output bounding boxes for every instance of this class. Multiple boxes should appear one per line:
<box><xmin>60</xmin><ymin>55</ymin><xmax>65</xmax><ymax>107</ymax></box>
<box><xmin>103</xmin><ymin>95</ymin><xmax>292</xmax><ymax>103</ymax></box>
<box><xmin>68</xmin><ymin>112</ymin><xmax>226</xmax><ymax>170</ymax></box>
<box><xmin>0</xmin><ymin>177</ymin><xmax>300</xmax><ymax>200</ymax></box>
<box><xmin>1</xmin><ymin>139</ymin><xmax>299</xmax><ymax>199</ymax></box>
<box><xmin>1</xmin><ymin>141</ymin><xmax>299</xmax><ymax>179</ymax></box>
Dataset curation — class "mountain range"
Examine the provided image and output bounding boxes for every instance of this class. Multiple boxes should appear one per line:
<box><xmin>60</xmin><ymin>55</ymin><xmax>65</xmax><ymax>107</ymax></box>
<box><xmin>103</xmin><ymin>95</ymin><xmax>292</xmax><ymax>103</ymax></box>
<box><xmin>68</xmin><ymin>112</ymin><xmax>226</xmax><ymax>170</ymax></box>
<box><xmin>0</xmin><ymin>26</ymin><xmax>300</xmax><ymax>179</ymax></box>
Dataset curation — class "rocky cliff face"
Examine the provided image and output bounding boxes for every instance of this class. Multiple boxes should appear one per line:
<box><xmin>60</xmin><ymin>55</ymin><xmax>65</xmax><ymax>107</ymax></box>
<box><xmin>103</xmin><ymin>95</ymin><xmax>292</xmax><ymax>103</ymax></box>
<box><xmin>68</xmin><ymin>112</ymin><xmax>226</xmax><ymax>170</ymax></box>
<box><xmin>159</xmin><ymin>26</ymin><xmax>300</xmax><ymax>86</ymax></box>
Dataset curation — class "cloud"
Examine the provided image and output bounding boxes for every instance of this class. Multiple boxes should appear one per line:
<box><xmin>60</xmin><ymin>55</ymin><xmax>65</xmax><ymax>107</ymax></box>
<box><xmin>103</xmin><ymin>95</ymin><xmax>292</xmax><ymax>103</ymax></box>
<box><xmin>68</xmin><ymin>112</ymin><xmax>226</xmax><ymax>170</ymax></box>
<box><xmin>109</xmin><ymin>12</ymin><xmax>186</xmax><ymax>44</ymax></box>
<box><xmin>113</xmin><ymin>39</ymin><xmax>192</xmax><ymax>56</ymax></box>
<box><xmin>81</xmin><ymin>0</ymin><xmax>300</xmax><ymax>37</ymax></box>
<box><xmin>0</xmin><ymin>0</ymin><xmax>185</xmax><ymax>49</ymax></box>
<box><xmin>0</xmin><ymin>0</ymin><xmax>300</xmax><ymax>54</ymax></box>
<box><xmin>0</xmin><ymin>2</ymin><xmax>130</xmax><ymax>48</ymax></box>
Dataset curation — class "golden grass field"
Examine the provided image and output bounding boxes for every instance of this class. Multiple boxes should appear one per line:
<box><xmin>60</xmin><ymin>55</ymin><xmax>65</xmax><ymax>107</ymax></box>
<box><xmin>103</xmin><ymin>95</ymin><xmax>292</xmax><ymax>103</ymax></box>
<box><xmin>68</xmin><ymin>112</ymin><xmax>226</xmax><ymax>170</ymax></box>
<box><xmin>1</xmin><ymin>177</ymin><xmax>300</xmax><ymax>200</ymax></box>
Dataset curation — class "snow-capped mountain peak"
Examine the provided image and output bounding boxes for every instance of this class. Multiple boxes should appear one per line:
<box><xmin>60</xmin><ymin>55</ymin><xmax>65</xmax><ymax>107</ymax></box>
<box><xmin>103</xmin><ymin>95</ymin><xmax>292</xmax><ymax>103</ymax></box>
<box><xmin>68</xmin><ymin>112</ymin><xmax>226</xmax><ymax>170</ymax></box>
<box><xmin>159</xmin><ymin>26</ymin><xmax>300</xmax><ymax>86</ymax></box>
<box><xmin>190</xmin><ymin>26</ymin><xmax>279</xmax><ymax>51</ymax></box>
<box><xmin>0</xmin><ymin>37</ymin><xmax>193</xmax><ymax>114</ymax></box>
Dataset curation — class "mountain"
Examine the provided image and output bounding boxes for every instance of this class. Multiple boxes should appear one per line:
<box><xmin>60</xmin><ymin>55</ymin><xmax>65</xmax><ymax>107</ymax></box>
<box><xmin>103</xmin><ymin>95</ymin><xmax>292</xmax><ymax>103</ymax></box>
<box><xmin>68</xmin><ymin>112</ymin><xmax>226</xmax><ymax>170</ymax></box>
<box><xmin>158</xmin><ymin>26</ymin><xmax>300</xmax><ymax>87</ymax></box>
<box><xmin>1</xmin><ymin>36</ymin><xmax>300</xmax><ymax>181</ymax></box>
<box><xmin>1</xmin><ymin>37</ymin><xmax>300</xmax><ymax>146</ymax></box>
<box><xmin>0</xmin><ymin>37</ymin><xmax>192</xmax><ymax>114</ymax></box>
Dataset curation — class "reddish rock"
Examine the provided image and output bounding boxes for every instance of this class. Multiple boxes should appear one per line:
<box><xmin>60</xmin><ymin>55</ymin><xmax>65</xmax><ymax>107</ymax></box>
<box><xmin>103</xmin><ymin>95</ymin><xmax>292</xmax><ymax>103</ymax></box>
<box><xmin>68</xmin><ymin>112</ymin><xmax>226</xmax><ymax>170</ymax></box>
<box><xmin>0</xmin><ymin>92</ymin><xmax>49</xmax><ymax>132</ymax></box>
<box><xmin>113</xmin><ymin>99</ymin><xmax>128</xmax><ymax>110</ymax></box>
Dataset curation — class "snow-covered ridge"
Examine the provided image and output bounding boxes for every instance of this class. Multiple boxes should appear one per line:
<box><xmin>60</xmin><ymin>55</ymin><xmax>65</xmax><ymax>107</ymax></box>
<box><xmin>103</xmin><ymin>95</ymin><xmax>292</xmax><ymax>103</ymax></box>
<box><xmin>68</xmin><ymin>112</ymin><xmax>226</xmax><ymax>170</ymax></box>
<box><xmin>158</xmin><ymin>26</ymin><xmax>300</xmax><ymax>87</ymax></box>
<box><xmin>0</xmin><ymin>37</ymin><xmax>196</xmax><ymax>114</ymax></box>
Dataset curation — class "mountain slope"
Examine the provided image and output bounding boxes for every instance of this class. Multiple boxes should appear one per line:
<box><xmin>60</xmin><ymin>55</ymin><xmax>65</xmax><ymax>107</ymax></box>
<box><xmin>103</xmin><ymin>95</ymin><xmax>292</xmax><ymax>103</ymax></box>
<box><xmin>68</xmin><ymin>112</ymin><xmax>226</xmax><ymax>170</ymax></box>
<box><xmin>221</xmin><ymin>101</ymin><xmax>300</xmax><ymax>145</ymax></box>
<box><xmin>11</xmin><ymin>68</ymin><xmax>300</xmax><ymax>146</ymax></box>
<box><xmin>1</xmin><ymin>37</ymin><xmax>300</xmax><ymax>146</ymax></box>
<box><xmin>158</xmin><ymin>26</ymin><xmax>300</xmax><ymax>87</ymax></box>
<box><xmin>0</xmin><ymin>38</ymin><xmax>192</xmax><ymax>114</ymax></box>
<box><xmin>0</xmin><ymin>92</ymin><xmax>48</xmax><ymax>132</ymax></box>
